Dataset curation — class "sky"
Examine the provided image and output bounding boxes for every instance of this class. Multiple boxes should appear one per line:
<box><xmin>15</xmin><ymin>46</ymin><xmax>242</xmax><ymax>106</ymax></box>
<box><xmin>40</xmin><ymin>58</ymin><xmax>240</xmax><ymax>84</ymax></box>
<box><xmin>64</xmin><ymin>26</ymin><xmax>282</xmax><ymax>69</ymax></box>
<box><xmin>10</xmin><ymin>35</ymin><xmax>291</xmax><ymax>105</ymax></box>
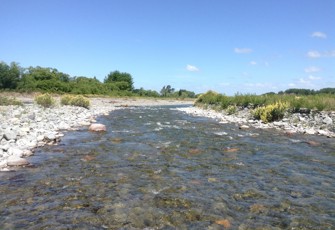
<box><xmin>1</xmin><ymin>0</ymin><xmax>334</xmax><ymax>95</ymax></box>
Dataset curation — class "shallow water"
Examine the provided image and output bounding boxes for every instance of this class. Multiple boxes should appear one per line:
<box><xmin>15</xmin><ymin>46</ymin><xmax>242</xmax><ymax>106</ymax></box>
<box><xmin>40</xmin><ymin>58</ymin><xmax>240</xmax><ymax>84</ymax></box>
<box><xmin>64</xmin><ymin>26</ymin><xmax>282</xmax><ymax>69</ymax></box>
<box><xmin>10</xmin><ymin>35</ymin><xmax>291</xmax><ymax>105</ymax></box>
<box><xmin>0</xmin><ymin>106</ymin><xmax>334</xmax><ymax>229</ymax></box>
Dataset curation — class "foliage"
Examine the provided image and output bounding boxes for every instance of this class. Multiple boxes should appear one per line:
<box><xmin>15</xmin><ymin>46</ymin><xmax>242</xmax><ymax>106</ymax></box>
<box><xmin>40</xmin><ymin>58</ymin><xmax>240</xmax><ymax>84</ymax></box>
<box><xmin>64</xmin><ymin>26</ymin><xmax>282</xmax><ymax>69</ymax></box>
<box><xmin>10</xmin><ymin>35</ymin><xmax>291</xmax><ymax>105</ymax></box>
<box><xmin>104</xmin><ymin>71</ymin><xmax>134</xmax><ymax>91</ymax></box>
<box><xmin>226</xmin><ymin>105</ymin><xmax>237</xmax><ymax>115</ymax></box>
<box><xmin>69</xmin><ymin>95</ymin><xmax>90</xmax><ymax>108</ymax></box>
<box><xmin>0</xmin><ymin>62</ymin><xmax>21</xmax><ymax>89</ymax></box>
<box><xmin>60</xmin><ymin>94</ymin><xmax>73</xmax><ymax>105</ymax></box>
<box><xmin>61</xmin><ymin>94</ymin><xmax>90</xmax><ymax>108</ymax></box>
<box><xmin>34</xmin><ymin>93</ymin><xmax>55</xmax><ymax>108</ymax></box>
<box><xmin>253</xmin><ymin>101</ymin><xmax>289</xmax><ymax>123</ymax></box>
<box><xmin>133</xmin><ymin>88</ymin><xmax>160</xmax><ymax>97</ymax></box>
<box><xmin>0</xmin><ymin>96</ymin><xmax>22</xmax><ymax>106</ymax></box>
<box><xmin>196</xmin><ymin>91</ymin><xmax>335</xmax><ymax>123</ymax></box>
<box><xmin>160</xmin><ymin>85</ymin><xmax>175</xmax><ymax>97</ymax></box>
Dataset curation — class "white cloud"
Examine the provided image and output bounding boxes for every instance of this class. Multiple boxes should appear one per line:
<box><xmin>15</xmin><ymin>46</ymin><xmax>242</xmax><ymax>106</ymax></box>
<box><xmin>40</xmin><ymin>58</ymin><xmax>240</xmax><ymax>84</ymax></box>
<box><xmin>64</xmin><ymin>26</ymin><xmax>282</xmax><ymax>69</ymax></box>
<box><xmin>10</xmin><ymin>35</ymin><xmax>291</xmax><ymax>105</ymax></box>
<box><xmin>304</xmin><ymin>66</ymin><xmax>321</xmax><ymax>73</ymax></box>
<box><xmin>186</xmin><ymin>64</ymin><xmax>199</xmax><ymax>72</ymax></box>
<box><xmin>307</xmin><ymin>50</ymin><xmax>335</xmax><ymax>58</ymax></box>
<box><xmin>249</xmin><ymin>61</ymin><xmax>257</xmax><ymax>65</ymax></box>
<box><xmin>311</xmin><ymin>31</ymin><xmax>327</xmax><ymax>39</ymax></box>
<box><xmin>234</xmin><ymin>48</ymin><xmax>253</xmax><ymax>54</ymax></box>
<box><xmin>288</xmin><ymin>83</ymin><xmax>296</xmax><ymax>87</ymax></box>
<box><xmin>307</xmin><ymin>50</ymin><xmax>321</xmax><ymax>58</ymax></box>
<box><xmin>308</xmin><ymin>75</ymin><xmax>321</xmax><ymax>80</ymax></box>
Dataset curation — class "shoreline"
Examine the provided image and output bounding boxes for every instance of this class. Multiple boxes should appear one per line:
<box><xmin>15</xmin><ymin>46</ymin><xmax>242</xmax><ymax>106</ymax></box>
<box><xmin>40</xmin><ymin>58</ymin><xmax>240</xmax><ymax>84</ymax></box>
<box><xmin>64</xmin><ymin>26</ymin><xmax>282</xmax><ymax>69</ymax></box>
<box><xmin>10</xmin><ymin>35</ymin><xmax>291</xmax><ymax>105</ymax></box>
<box><xmin>0</xmin><ymin>96</ymin><xmax>193</xmax><ymax>171</ymax></box>
<box><xmin>176</xmin><ymin>106</ymin><xmax>335</xmax><ymax>138</ymax></box>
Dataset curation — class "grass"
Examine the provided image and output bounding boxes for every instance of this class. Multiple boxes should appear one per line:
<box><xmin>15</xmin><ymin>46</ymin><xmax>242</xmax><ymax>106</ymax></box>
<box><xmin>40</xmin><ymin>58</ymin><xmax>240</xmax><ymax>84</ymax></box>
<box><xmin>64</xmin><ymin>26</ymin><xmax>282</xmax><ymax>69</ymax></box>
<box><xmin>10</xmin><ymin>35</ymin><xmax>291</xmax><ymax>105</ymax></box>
<box><xmin>195</xmin><ymin>91</ymin><xmax>335</xmax><ymax>122</ymax></box>
<box><xmin>196</xmin><ymin>91</ymin><xmax>335</xmax><ymax>111</ymax></box>
<box><xmin>0</xmin><ymin>96</ymin><xmax>22</xmax><ymax>106</ymax></box>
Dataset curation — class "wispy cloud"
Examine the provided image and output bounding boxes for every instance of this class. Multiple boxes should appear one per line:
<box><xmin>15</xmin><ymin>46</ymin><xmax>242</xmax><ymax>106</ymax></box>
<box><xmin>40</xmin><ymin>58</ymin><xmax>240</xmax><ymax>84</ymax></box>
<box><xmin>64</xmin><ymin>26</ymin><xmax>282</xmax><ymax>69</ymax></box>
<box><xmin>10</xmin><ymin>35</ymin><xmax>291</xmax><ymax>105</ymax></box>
<box><xmin>304</xmin><ymin>66</ymin><xmax>321</xmax><ymax>73</ymax></box>
<box><xmin>249</xmin><ymin>61</ymin><xmax>257</xmax><ymax>65</ymax></box>
<box><xmin>311</xmin><ymin>31</ymin><xmax>327</xmax><ymax>39</ymax></box>
<box><xmin>307</xmin><ymin>50</ymin><xmax>321</xmax><ymax>58</ymax></box>
<box><xmin>234</xmin><ymin>48</ymin><xmax>253</xmax><ymax>54</ymax></box>
<box><xmin>307</xmin><ymin>50</ymin><xmax>335</xmax><ymax>58</ymax></box>
<box><xmin>186</xmin><ymin>64</ymin><xmax>199</xmax><ymax>72</ymax></box>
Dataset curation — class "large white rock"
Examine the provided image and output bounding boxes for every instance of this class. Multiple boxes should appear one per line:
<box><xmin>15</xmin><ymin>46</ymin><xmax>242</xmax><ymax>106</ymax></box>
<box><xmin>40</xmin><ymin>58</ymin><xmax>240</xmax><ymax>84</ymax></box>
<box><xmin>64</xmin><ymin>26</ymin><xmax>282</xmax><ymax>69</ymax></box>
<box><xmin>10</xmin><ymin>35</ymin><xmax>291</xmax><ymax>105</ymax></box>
<box><xmin>89</xmin><ymin>123</ymin><xmax>107</xmax><ymax>132</ymax></box>
<box><xmin>7</xmin><ymin>156</ymin><xmax>29</xmax><ymax>166</ymax></box>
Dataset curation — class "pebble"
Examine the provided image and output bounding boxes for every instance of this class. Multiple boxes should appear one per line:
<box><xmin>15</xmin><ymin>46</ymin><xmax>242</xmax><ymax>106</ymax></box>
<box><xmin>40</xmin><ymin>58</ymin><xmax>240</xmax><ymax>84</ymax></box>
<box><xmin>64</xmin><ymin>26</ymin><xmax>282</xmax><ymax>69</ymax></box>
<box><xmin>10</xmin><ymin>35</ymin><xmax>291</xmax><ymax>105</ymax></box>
<box><xmin>6</xmin><ymin>155</ymin><xmax>29</xmax><ymax>166</ymax></box>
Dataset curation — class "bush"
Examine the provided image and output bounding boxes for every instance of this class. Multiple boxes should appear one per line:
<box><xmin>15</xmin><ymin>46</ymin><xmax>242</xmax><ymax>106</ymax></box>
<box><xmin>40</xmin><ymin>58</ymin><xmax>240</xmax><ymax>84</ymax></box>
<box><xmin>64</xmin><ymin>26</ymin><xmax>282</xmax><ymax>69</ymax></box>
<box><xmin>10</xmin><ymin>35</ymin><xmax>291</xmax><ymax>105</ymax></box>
<box><xmin>226</xmin><ymin>105</ymin><xmax>237</xmax><ymax>115</ymax></box>
<box><xmin>253</xmin><ymin>101</ymin><xmax>289</xmax><ymax>123</ymax></box>
<box><xmin>61</xmin><ymin>94</ymin><xmax>90</xmax><ymax>108</ymax></box>
<box><xmin>60</xmin><ymin>94</ymin><xmax>73</xmax><ymax>105</ymax></box>
<box><xmin>0</xmin><ymin>96</ymin><xmax>22</xmax><ymax>106</ymax></box>
<box><xmin>35</xmin><ymin>93</ymin><xmax>55</xmax><ymax>108</ymax></box>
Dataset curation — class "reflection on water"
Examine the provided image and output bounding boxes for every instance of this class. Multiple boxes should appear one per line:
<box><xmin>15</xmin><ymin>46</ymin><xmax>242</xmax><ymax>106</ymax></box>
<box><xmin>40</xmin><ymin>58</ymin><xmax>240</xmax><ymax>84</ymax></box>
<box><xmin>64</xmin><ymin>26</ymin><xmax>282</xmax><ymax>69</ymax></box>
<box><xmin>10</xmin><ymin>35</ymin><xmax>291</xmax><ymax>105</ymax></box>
<box><xmin>0</xmin><ymin>106</ymin><xmax>334</xmax><ymax>229</ymax></box>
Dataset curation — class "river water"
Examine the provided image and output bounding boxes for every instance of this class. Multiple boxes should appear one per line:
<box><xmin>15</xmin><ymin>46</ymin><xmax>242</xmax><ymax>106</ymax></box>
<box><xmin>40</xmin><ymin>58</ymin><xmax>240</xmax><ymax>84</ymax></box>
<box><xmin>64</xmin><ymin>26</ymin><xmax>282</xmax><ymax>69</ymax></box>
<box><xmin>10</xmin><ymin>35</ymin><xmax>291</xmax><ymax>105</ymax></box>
<box><xmin>0</xmin><ymin>106</ymin><xmax>334</xmax><ymax>229</ymax></box>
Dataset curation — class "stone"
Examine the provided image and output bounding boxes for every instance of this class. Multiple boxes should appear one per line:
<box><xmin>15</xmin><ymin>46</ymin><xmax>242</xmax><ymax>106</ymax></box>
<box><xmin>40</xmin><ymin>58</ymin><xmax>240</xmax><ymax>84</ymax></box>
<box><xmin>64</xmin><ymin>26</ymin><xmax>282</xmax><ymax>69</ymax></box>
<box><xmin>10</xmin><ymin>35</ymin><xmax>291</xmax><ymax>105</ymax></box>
<box><xmin>239</xmin><ymin>125</ymin><xmax>250</xmax><ymax>129</ymax></box>
<box><xmin>323</xmin><ymin>116</ymin><xmax>333</xmax><ymax>126</ymax></box>
<box><xmin>23</xmin><ymin>150</ymin><xmax>34</xmax><ymax>157</ymax></box>
<box><xmin>4</xmin><ymin>131</ymin><xmax>17</xmax><ymax>141</ymax></box>
<box><xmin>89</xmin><ymin>123</ymin><xmax>106</xmax><ymax>132</ymax></box>
<box><xmin>6</xmin><ymin>156</ymin><xmax>29</xmax><ymax>166</ymax></box>
<box><xmin>8</xmin><ymin>148</ymin><xmax>24</xmax><ymax>157</ymax></box>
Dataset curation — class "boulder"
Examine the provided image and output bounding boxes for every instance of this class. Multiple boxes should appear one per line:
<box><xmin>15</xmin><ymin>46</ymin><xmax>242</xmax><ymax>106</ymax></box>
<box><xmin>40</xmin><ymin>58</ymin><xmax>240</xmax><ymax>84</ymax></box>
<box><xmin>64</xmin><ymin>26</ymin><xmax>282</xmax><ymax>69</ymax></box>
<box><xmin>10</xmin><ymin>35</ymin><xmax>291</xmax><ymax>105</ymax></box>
<box><xmin>4</xmin><ymin>131</ymin><xmax>17</xmax><ymax>141</ymax></box>
<box><xmin>323</xmin><ymin>116</ymin><xmax>333</xmax><ymax>126</ymax></box>
<box><xmin>89</xmin><ymin>123</ymin><xmax>106</xmax><ymax>132</ymax></box>
<box><xmin>7</xmin><ymin>156</ymin><xmax>29</xmax><ymax>166</ymax></box>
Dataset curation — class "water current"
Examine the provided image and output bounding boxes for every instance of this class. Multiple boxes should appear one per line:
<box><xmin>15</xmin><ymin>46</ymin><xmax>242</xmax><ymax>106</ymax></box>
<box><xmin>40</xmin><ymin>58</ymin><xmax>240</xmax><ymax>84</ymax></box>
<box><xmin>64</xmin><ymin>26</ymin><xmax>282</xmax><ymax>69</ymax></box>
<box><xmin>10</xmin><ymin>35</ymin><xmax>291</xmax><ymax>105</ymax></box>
<box><xmin>0</xmin><ymin>105</ymin><xmax>334</xmax><ymax>229</ymax></box>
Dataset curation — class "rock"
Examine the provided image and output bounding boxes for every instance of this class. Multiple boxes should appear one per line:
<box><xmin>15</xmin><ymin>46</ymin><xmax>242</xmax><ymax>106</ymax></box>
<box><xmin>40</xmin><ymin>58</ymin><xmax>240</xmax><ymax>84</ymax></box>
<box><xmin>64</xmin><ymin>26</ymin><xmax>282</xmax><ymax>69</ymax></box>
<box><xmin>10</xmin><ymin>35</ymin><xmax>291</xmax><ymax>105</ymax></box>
<box><xmin>215</xmin><ymin>219</ymin><xmax>231</xmax><ymax>228</ymax></box>
<box><xmin>45</xmin><ymin>133</ymin><xmax>56</xmax><ymax>141</ymax></box>
<box><xmin>89</xmin><ymin>123</ymin><xmax>106</xmax><ymax>132</ymax></box>
<box><xmin>4</xmin><ymin>131</ymin><xmax>17</xmax><ymax>141</ymax></box>
<box><xmin>239</xmin><ymin>125</ymin><xmax>250</xmax><ymax>129</ymax></box>
<box><xmin>8</xmin><ymin>148</ymin><xmax>24</xmax><ymax>157</ymax></box>
<box><xmin>6</xmin><ymin>156</ymin><xmax>29</xmax><ymax>166</ymax></box>
<box><xmin>323</xmin><ymin>116</ymin><xmax>333</xmax><ymax>126</ymax></box>
<box><xmin>23</xmin><ymin>150</ymin><xmax>34</xmax><ymax>157</ymax></box>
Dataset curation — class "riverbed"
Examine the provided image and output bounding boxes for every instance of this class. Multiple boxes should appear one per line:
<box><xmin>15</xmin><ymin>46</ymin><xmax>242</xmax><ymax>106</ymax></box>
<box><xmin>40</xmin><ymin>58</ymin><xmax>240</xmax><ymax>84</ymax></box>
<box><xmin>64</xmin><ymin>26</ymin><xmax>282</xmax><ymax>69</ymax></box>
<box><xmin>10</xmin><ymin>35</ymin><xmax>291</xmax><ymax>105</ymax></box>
<box><xmin>0</xmin><ymin>105</ymin><xmax>334</xmax><ymax>229</ymax></box>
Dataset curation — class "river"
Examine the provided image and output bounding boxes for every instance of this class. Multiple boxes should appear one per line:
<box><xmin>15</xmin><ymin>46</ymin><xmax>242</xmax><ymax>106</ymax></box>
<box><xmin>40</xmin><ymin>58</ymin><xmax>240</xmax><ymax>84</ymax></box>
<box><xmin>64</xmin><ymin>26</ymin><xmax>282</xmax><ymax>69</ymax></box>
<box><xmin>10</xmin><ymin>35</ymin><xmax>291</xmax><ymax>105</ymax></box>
<box><xmin>0</xmin><ymin>105</ymin><xmax>334</xmax><ymax>229</ymax></box>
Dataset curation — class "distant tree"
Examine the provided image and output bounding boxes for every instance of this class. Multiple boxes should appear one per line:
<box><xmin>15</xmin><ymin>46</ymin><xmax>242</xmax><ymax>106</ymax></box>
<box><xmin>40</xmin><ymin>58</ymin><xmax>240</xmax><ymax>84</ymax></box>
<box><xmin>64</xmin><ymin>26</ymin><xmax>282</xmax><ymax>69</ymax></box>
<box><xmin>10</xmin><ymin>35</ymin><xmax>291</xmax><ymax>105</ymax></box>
<box><xmin>319</xmin><ymin>88</ymin><xmax>335</xmax><ymax>94</ymax></box>
<box><xmin>0</xmin><ymin>61</ymin><xmax>21</xmax><ymax>89</ymax></box>
<box><xmin>160</xmin><ymin>85</ymin><xmax>175</xmax><ymax>97</ymax></box>
<box><xmin>104</xmin><ymin>71</ymin><xmax>134</xmax><ymax>91</ymax></box>
<box><xmin>133</xmin><ymin>87</ymin><xmax>160</xmax><ymax>97</ymax></box>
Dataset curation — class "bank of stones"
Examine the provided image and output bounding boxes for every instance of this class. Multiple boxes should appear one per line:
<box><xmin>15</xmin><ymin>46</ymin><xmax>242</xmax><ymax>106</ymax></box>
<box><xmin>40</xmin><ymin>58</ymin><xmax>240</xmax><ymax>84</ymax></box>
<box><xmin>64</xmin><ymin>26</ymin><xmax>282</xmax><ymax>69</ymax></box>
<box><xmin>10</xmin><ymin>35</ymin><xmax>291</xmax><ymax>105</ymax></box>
<box><xmin>177</xmin><ymin>107</ymin><xmax>335</xmax><ymax>138</ymax></box>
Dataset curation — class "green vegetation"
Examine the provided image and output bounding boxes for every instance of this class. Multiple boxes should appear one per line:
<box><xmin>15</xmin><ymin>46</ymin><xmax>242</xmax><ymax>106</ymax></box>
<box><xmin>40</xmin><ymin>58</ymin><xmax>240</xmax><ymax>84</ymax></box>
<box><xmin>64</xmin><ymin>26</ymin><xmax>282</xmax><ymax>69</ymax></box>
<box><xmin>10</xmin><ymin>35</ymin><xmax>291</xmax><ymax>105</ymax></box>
<box><xmin>196</xmin><ymin>91</ymin><xmax>335</xmax><ymax>122</ymax></box>
<box><xmin>0</xmin><ymin>96</ymin><xmax>22</xmax><ymax>106</ymax></box>
<box><xmin>61</xmin><ymin>94</ymin><xmax>90</xmax><ymax>109</ymax></box>
<box><xmin>0</xmin><ymin>61</ymin><xmax>196</xmax><ymax>99</ymax></box>
<box><xmin>34</xmin><ymin>93</ymin><xmax>55</xmax><ymax>108</ymax></box>
<box><xmin>253</xmin><ymin>101</ymin><xmax>289</xmax><ymax>123</ymax></box>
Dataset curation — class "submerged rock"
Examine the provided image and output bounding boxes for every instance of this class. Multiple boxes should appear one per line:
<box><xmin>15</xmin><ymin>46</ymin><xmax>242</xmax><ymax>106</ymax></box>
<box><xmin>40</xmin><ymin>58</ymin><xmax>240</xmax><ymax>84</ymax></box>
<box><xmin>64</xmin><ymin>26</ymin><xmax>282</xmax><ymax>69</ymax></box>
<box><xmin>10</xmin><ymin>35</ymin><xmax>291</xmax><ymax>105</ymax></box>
<box><xmin>89</xmin><ymin>123</ymin><xmax>107</xmax><ymax>132</ymax></box>
<box><xmin>7</xmin><ymin>156</ymin><xmax>29</xmax><ymax>166</ymax></box>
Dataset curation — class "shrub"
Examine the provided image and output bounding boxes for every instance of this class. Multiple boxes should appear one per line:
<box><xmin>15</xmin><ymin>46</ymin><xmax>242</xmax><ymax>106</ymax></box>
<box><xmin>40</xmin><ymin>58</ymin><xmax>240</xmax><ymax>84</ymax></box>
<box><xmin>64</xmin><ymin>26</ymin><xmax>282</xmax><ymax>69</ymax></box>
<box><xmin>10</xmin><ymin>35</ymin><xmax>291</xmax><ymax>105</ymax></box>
<box><xmin>70</xmin><ymin>95</ymin><xmax>90</xmax><ymax>108</ymax></box>
<box><xmin>0</xmin><ymin>96</ymin><xmax>22</xmax><ymax>106</ymax></box>
<box><xmin>226</xmin><ymin>105</ymin><xmax>237</xmax><ymax>115</ymax></box>
<box><xmin>253</xmin><ymin>101</ymin><xmax>289</xmax><ymax>123</ymax></box>
<box><xmin>61</xmin><ymin>94</ymin><xmax>90</xmax><ymax>108</ymax></box>
<box><xmin>60</xmin><ymin>94</ymin><xmax>73</xmax><ymax>105</ymax></box>
<box><xmin>34</xmin><ymin>93</ymin><xmax>55</xmax><ymax>108</ymax></box>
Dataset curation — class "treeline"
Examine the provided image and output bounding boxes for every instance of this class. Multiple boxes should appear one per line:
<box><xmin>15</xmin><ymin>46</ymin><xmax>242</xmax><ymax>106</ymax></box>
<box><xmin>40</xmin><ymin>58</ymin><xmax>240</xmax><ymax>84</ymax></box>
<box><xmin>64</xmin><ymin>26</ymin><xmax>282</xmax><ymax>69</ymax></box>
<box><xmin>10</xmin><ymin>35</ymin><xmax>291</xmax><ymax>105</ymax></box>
<box><xmin>277</xmin><ymin>88</ymin><xmax>335</xmax><ymax>95</ymax></box>
<box><xmin>0</xmin><ymin>61</ymin><xmax>196</xmax><ymax>98</ymax></box>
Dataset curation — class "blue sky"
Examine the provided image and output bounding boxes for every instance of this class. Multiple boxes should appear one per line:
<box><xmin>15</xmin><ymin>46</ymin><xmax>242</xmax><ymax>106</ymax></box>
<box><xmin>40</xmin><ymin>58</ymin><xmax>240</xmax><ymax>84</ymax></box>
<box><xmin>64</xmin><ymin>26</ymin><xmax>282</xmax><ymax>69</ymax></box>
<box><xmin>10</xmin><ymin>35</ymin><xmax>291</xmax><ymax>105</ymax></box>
<box><xmin>1</xmin><ymin>0</ymin><xmax>334</xmax><ymax>95</ymax></box>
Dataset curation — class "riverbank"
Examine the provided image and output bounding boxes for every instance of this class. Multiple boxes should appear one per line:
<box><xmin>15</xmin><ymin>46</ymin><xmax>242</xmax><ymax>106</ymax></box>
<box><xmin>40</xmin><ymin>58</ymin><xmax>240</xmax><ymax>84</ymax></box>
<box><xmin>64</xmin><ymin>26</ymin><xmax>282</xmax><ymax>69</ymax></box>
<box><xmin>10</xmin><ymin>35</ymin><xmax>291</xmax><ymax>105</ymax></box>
<box><xmin>0</xmin><ymin>95</ymin><xmax>193</xmax><ymax>171</ymax></box>
<box><xmin>177</xmin><ymin>106</ymin><xmax>335</xmax><ymax>138</ymax></box>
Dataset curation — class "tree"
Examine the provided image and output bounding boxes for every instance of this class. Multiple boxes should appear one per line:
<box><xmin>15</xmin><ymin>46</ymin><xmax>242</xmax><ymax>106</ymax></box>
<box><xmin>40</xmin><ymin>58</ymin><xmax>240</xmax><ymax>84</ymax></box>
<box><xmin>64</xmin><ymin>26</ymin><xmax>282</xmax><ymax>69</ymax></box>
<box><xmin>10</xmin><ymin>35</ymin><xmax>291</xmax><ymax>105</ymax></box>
<box><xmin>104</xmin><ymin>71</ymin><xmax>134</xmax><ymax>91</ymax></box>
<box><xmin>160</xmin><ymin>85</ymin><xmax>175</xmax><ymax>97</ymax></box>
<box><xmin>0</xmin><ymin>61</ymin><xmax>21</xmax><ymax>89</ymax></box>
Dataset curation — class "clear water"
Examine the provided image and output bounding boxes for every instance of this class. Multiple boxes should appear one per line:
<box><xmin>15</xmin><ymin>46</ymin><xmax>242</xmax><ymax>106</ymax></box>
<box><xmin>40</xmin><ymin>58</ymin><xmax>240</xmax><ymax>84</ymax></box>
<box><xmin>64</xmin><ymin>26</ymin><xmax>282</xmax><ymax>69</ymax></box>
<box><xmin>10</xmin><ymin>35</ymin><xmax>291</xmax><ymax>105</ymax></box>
<box><xmin>0</xmin><ymin>106</ymin><xmax>334</xmax><ymax>229</ymax></box>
